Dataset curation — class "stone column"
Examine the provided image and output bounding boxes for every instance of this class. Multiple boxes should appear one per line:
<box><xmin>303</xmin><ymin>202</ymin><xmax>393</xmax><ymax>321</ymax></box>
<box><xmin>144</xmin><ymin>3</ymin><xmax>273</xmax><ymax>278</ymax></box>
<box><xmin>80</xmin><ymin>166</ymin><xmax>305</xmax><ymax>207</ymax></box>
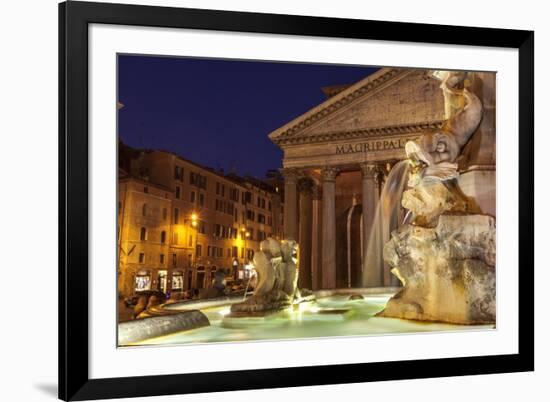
<box><xmin>282</xmin><ymin>168</ymin><xmax>299</xmax><ymax>240</ymax></box>
<box><xmin>360</xmin><ymin>163</ymin><xmax>377</xmax><ymax>282</ymax></box>
<box><xmin>311</xmin><ymin>186</ymin><xmax>322</xmax><ymax>290</ymax></box>
<box><xmin>364</xmin><ymin>168</ymin><xmax>383</xmax><ymax>287</ymax></box>
<box><xmin>321</xmin><ymin>166</ymin><xmax>339</xmax><ymax>289</ymax></box>
<box><xmin>298</xmin><ymin>178</ymin><xmax>314</xmax><ymax>289</ymax></box>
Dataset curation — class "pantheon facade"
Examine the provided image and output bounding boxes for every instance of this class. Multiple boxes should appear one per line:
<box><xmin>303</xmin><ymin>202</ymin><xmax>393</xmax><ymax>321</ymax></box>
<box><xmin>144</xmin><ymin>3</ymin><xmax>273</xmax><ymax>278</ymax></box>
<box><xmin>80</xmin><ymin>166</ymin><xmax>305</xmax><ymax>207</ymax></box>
<box><xmin>269</xmin><ymin>67</ymin><xmax>496</xmax><ymax>291</ymax></box>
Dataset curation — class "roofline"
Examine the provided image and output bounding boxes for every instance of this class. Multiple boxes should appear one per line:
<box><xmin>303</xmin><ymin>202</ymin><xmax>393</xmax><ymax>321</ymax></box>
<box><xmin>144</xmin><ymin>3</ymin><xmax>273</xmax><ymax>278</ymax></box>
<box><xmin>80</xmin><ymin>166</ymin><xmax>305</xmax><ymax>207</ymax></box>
<box><xmin>137</xmin><ymin>148</ymin><xmax>279</xmax><ymax>194</ymax></box>
<box><xmin>268</xmin><ymin>67</ymin><xmax>420</xmax><ymax>144</ymax></box>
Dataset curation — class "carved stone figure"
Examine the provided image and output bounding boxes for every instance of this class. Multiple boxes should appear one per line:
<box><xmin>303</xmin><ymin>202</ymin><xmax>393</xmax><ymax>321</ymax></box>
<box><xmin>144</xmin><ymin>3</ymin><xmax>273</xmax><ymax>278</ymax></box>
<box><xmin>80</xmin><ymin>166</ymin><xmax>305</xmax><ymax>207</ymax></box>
<box><xmin>378</xmin><ymin>71</ymin><xmax>496</xmax><ymax>324</ymax></box>
<box><xmin>280</xmin><ymin>240</ymin><xmax>299</xmax><ymax>297</ymax></box>
<box><xmin>230</xmin><ymin>238</ymin><xmax>302</xmax><ymax>315</ymax></box>
<box><xmin>379</xmin><ymin>215</ymin><xmax>496</xmax><ymax>324</ymax></box>
<box><xmin>405</xmin><ymin>71</ymin><xmax>483</xmax><ymax>182</ymax></box>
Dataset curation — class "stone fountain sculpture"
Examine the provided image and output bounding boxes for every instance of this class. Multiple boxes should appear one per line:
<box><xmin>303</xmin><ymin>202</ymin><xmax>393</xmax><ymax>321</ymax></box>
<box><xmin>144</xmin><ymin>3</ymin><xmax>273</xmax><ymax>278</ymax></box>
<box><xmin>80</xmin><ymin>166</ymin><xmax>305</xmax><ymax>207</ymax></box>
<box><xmin>377</xmin><ymin>71</ymin><xmax>496</xmax><ymax>325</ymax></box>
<box><xmin>230</xmin><ymin>238</ymin><xmax>309</xmax><ymax>315</ymax></box>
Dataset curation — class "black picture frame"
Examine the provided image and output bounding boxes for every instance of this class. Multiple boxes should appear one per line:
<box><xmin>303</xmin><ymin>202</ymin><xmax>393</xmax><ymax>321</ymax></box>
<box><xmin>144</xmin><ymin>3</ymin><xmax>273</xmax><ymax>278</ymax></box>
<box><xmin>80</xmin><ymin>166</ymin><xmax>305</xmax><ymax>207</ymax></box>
<box><xmin>59</xmin><ymin>1</ymin><xmax>534</xmax><ymax>400</ymax></box>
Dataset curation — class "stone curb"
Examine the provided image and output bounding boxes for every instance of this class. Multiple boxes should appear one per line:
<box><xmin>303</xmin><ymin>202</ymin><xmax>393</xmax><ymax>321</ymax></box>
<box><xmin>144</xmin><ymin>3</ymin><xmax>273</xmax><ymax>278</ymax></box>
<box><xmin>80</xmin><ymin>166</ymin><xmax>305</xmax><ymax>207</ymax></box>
<box><xmin>118</xmin><ymin>310</ymin><xmax>210</xmax><ymax>345</ymax></box>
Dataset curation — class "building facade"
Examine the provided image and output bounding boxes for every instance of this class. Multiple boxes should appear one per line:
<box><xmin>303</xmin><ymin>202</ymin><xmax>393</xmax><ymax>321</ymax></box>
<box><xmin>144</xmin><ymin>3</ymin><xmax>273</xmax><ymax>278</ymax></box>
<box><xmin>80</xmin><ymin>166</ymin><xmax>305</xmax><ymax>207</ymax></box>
<box><xmin>117</xmin><ymin>146</ymin><xmax>284</xmax><ymax>299</ymax></box>
<box><xmin>269</xmin><ymin>68</ymin><xmax>496</xmax><ymax>291</ymax></box>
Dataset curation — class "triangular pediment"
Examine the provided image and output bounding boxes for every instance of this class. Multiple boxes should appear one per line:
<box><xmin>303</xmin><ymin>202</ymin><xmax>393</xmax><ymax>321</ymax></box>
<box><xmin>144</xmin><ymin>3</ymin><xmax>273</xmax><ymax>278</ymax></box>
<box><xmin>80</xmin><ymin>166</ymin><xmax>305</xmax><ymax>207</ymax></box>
<box><xmin>269</xmin><ymin>68</ymin><xmax>446</xmax><ymax>146</ymax></box>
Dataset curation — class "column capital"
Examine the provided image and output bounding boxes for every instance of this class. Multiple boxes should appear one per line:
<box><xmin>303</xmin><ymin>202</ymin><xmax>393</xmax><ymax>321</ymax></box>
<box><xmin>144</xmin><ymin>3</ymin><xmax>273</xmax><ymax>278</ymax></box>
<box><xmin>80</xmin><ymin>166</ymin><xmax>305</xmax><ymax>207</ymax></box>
<box><xmin>297</xmin><ymin>177</ymin><xmax>314</xmax><ymax>194</ymax></box>
<box><xmin>359</xmin><ymin>163</ymin><xmax>377</xmax><ymax>179</ymax></box>
<box><xmin>281</xmin><ymin>168</ymin><xmax>299</xmax><ymax>183</ymax></box>
<box><xmin>321</xmin><ymin>166</ymin><xmax>339</xmax><ymax>182</ymax></box>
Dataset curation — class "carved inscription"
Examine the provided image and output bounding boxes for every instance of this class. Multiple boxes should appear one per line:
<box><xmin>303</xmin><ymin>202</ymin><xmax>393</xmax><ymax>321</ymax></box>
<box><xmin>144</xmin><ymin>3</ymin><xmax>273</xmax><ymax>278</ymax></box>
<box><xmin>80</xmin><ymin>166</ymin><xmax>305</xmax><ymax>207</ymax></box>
<box><xmin>335</xmin><ymin>137</ymin><xmax>416</xmax><ymax>155</ymax></box>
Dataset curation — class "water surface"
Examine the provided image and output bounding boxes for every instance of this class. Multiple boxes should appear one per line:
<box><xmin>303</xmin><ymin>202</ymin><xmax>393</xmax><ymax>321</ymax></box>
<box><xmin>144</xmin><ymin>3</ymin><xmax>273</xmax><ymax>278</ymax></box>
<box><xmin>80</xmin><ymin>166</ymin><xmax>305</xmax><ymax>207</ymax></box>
<box><xmin>132</xmin><ymin>293</ymin><xmax>493</xmax><ymax>346</ymax></box>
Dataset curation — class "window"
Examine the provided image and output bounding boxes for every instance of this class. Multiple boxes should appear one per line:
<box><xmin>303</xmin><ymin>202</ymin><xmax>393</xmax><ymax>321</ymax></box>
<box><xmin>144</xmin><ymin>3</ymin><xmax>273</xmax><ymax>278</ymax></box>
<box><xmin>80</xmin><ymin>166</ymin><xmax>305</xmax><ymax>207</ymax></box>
<box><xmin>172</xmin><ymin>272</ymin><xmax>183</xmax><ymax>290</ymax></box>
<box><xmin>160</xmin><ymin>254</ymin><xmax>165</xmax><ymax>264</ymax></box>
<box><xmin>230</xmin><ymin>188</ymin><xmax>239</xmax><ymax>202</ymax></box>
<box><xmin>172</xmin><ymin>253</ymin><xmax>177</xmax><ymax>267</ymax></box>
<box><xmin>197</xmin><ymin>221</ymin><xmax>206</xmax><ymax>234</ymax></box>
<box><xmin>140</xmin><ymin>227</ymin><xmax>147</xmax><ymax>241</ymax></box>
<box><xmin>221</xmin><ymin>185</ymin><xmax>225</xmax><ymax>197</ymax></box>
<box><xmin>144</xmin><ymin>186</ymin><xmax>148</xmax><ymax>194</ymax></box>
<box><xmin>174</xmin><ymin>165</ymin><xmax>184</xmax><ymax>181</ymax></box>
<box><xmin>190</xmin><ymin>191</ymin><xmax>196</xmax><ymax>203</ymax></box>
<box><xmin>188</xmin><ymin>234</ymin><xmax>193</xmax><ymax>247</ymax></box>
<box><xmin>134</xmin><ymin>272</ymin><xmax>150</xmax><ymax>291</ymax></box>
<box><xmin>232</xmin><ymin>246</ymin><xmax>238</xmax><ymax>258</ymax></box>
<box><xmin>190</xmin><ymin>172</ymin><xmax>207</xmax><ymax>189</ymax></box>
<box><xmin>174</xmin><ymin>208</ymin><xmax>179</xmax><ymax>224</ymax></box>
<box><xmin>199</xmin><ymin>193</ymin><xmax>205</xmax><ymax>207</ymax></box>
<box><xmin>246</xmin><ymin>210</ymin><xmax>255</xmax><ymax>221</ymax></box>
<box><xmin>258</xmin><ymin>213</ymin><xmax>266</xmax><ymax>224</ymax></box>
<box><xmin>196</xmin><ymin>244</ymin><xmax>202</xmax><ymax>257</ymax></box>
<box><xmin>138</xmin><ymin>253</ymin><xmax>145</xmax><ymax>264</ymax></box>
<box><xmin>175</xmin><ymin>186</ymin><xmax>181</xmax><ymax>199</ymax></box>
<box><xmin>216</xmin><ymin>182</ymin><xmax>220</xmax><ymax>195</ymax></box>
<box><xmin>142</xmin><ymin>203</ymin><xmax>147</xmax><ymax>216</ymax></box>
<box><xmin>268</xmin><ymin>216</ymin><xmax>273</xmax><ymax>226</ymax></box>
<box><xmin>173</xmin><ymin>232</ymin><xmax>178</xmax><ymax>245</ymax></box>
<box><xmin>162</xmin><ymin>207</ymin><xmax>167</xmax><ymax>220</ymax></box>
<box><xmin>268</xmin><ymin>201</ymin><xmax>272</xmax><ymax>211</ymax></box>
<box><xmin>160</xmin><ymin>231</ymin><xmax>166</xmax><ymax>244</ymax></box>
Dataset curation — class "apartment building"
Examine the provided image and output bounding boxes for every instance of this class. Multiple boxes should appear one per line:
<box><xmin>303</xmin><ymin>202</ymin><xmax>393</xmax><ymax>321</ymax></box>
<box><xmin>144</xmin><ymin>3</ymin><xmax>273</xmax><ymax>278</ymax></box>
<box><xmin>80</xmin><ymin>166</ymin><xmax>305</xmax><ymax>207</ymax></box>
<box><xmin>117</xmin><ymin>143</ymin><xmax>283</xmax><ymax>299</ymax></box>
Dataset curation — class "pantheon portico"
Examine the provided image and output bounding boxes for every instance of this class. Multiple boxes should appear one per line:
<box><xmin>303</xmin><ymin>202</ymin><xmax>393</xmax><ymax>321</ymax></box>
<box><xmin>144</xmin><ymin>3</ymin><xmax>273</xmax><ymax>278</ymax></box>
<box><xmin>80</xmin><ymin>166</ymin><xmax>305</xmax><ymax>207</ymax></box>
<box><xmin>269</xmin><ymin>68</ymin><xmax>496</xmax><ymax>290</ymax></box>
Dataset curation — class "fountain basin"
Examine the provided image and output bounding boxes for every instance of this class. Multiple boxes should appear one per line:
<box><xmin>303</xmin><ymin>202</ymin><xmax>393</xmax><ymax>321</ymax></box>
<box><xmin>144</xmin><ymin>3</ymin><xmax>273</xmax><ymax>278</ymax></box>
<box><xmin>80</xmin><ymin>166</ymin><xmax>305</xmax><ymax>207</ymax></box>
<box><xmin>118</xmin><ymin>287</ymin><xmax>493</xmax><ymax>347</ymax></box>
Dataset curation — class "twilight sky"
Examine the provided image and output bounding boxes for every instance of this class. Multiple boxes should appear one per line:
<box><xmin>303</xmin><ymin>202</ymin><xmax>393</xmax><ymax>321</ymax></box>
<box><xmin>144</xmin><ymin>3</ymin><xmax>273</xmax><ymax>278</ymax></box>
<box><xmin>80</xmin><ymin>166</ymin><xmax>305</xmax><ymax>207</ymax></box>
<box><xmin>118</xmin><ymin>55</ymin><xmax>377</xmax><ymax>177</ymax></box>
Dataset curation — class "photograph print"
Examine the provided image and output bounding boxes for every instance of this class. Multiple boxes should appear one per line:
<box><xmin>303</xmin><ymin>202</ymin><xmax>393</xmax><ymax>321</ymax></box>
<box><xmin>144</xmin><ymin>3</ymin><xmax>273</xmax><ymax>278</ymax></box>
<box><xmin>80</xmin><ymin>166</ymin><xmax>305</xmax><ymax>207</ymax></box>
<box><xmin>116</xmin><ymin>55</ymin><xmax>496</xmax><ymax>347</ymax></box>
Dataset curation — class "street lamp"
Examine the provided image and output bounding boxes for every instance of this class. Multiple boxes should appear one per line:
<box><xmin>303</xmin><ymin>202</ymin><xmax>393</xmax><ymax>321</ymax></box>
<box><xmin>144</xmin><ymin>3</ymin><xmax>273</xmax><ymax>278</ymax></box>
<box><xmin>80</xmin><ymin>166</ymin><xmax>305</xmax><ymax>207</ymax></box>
<box><xmin>186</xmin><ymin>212</ymin><xmax>199</xmax><ymax>290</ymax></box>
<box><xmin>239</xmin><ymin>228</ymin><xmax>251</xmax><ymax>280</ymax></box>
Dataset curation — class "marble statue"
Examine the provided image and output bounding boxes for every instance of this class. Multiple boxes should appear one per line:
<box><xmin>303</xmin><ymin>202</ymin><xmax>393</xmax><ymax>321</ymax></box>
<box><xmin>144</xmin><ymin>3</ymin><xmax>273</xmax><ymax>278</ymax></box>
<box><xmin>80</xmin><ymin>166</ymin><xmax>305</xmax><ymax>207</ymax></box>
<box><xmin>230</xmin><ymin>238</ymin><xmax>302</xmax><ymax>315</ymax></box>
<box><xmin>405</xmin><ymin>71</ymin><xmax>483</xmax><ymax>183</ymax></box>
<box><xmin>378</xmin><ymin>71</ymin><xmax>496</xmax><ymax>325</ymax></box>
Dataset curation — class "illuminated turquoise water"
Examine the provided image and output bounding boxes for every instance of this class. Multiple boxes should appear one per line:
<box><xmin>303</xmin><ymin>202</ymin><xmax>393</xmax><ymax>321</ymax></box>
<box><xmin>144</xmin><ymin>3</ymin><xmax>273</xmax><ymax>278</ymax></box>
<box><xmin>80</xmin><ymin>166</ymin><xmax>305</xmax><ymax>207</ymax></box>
<box><xmin>132</xmin><ymin>293</ymin><xmax>493</xmax><ymax>346</ymax></box>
